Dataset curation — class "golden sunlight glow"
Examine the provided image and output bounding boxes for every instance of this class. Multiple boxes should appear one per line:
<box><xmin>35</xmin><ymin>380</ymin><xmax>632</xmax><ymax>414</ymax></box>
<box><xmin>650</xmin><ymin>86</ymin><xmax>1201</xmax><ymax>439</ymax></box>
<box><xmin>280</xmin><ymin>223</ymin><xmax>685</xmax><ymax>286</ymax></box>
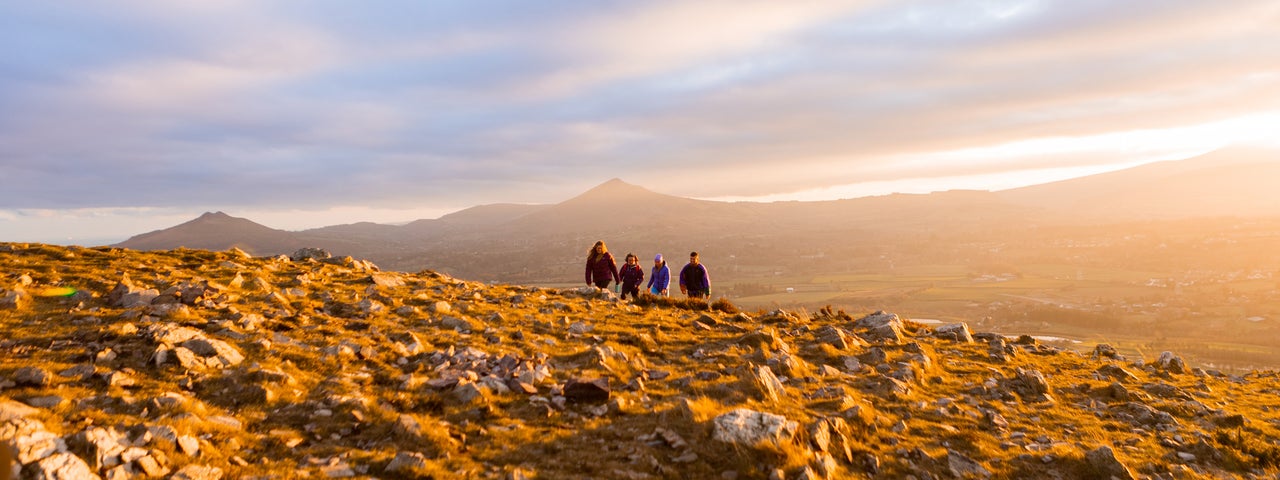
<box><xmin>708</xmin><ymin>111</ymin><xmax>1280</xmax><ymax>203</ymax></box>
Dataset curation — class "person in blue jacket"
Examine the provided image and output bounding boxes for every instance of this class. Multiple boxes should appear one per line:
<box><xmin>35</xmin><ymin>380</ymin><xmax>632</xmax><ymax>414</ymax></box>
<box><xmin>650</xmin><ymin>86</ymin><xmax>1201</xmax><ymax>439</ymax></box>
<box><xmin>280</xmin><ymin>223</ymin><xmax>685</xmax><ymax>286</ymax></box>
<box><xmin>646</xmin><ymin>254</ymin><xmax>670</xmax><ymax>296</ymax></box>
<box><xmin>679</xmin><ymin>251</ymin><xmax>710</xmax><ymax>299</ymax></box>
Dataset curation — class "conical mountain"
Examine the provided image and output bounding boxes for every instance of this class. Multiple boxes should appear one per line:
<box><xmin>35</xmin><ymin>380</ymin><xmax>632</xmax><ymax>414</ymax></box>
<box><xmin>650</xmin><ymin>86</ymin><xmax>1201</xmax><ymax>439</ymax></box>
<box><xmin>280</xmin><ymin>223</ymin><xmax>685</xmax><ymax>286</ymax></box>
<box><xmin>114</xmin><ymin>211</ymin><xmax>304</xmax><ymax>255</ymax></box>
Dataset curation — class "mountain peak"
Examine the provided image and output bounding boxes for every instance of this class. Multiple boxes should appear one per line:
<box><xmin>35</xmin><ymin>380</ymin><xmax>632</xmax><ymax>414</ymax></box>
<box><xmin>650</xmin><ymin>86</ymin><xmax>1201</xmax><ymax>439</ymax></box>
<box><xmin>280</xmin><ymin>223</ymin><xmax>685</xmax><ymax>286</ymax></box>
<box><xmin>196</xmin><ymin>211</ymin><xmax>233</xmax><ymax>221</ymax></box>
<box><xmin>568</xmin><ymin>178</ymin><xmax>659</xmax><ymax>202</ymax></box>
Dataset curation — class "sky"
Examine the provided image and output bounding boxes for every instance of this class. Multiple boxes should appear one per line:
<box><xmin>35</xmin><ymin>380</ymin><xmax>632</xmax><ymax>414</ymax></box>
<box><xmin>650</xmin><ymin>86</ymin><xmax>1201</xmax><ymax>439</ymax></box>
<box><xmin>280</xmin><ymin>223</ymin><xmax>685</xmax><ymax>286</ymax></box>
<box><xmin>2</xmin><ymin>1</ymin><xmax>1279</xmax><ymax>244</ymax></box>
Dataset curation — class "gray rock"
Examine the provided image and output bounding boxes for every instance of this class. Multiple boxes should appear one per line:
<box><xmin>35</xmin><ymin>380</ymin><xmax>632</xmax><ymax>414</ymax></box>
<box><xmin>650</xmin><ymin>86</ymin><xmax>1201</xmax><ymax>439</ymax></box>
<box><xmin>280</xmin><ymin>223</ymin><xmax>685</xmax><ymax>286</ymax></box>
<box><xmin>864</xmin><ymin>374</ymin><xmax>912</xmax><ymax>397</ymax></box>
<box><xmin>170</xmin><ymin>465</ymin><xmax>224</xmax><ymax>480</ymax></box>
<box><xmin>9</xmin><ymin>428</ymin><xmax>65</xmax><ymax>465</ymax></box>
<box><xmin>385</xmin><ymin>451</ymin><xmax>429</xmax><ymax>473</ymax></box>
<box><xmin>291</xmin><ymin>248</ymin><xmax>332</xmax><ymax>261</ymax></box>
<box><xmin>440</xmin><ymin>316</ymin><xmax>478</xmax><ymax>332</ymax></box>
<box><xmin>858</xmin><ymin>347</ymin><xmax>888</xmax><ymax>366</ymax></box>
<box><xmin>564</xmin><ymin>378</ymin><xmax>610</xmax><ymax>404</ymax></box>
<box><xmin>0</xmin><ymin>399</ymin><xmax>41</xmax><ymax>419</ymax></box>
<box><xmin>767</xmin><ymin>353</ymin><xmax>811</xmax><ymax>378</ymax></box>
<box><xmin>853</xmin><ymin>311</ymin><xmax>901</xmax><ymax>330</ymax></box>
<box><xmin>180</xmin><ymin>338</ymin><xmax>244</xmax><ymax>369</ymax></box>
<box><xmin>1085</xmin><ymin>446</ymin><xmax>1135</xmax><ymax>480</ymax></box>
<box><xmin>0</xmin><ymin>289</ymin><xmax>31</xmax><ymax>310</ymax></box>
<box><xmin>1142</xmin><ymin>383</ymin><xmax>1193</xmax><ymax>400</ymax></box>
<box><xmin>178</xmin><ymin>435</ymin><xmax>200</xmax><ymax>456</ymax></box>
<box><xmin>814</xmin><ymin>325</ymin><xmax>855</xmax><ymax>350</ymax></box>
<box><xmin>451</xmin><ymin>382</ymin><xmax>492</xmax><ymax>405</ymax></box>
<box><xmin>981</xmin><ymin>409</ymin><xmax>1009</xmax><ymax>432</ymax></box>
<box><xmin>751</xmin><ymin>366</ymin><xmax>787</xmax><ymax>403</ymax></box>
<box><xmin>934</xmin><ymin>323</ymin><xmax>974</xmax><ymax>343</ymax></box>
<box><xmin>13</xmin><ymin>367</ymin><xmax>52</xmax><ymax>387</ymax></box>
<box><xmin>1109</xmin><ymin>402</ymin><xmax>1179</xmax><ymax>427</ymax></box>
<box><xmin>24</xmin><ymin>396</ymin><xmax>64</xmax><ymax>409</ymax></box>
<box><xmin>1155</xmin><ymin>352</ymin><xmax>1186</xmax><ymax>374</ymax></box>
<box><xmin>712</xmin><ymin>408</ymin><xmax>798</xmax><ymax>450</ymax></box>
<box><xmin>34</xmin><ymin>452</ymin><xmax>101</xmax><ymax>480</ymax></box>
<box><xmin>1093</xmin><ymin>344</ymin><xmax>1124</xmax><ymax>360</ymax></box>
<box><xmin>1096</xmin><ymin>365</ymin><xmax>1139</xmax><ymax>383</ymax></box>
<box><xmin>946</xmin><ymin>449</ymin><xmax>991</xmax><ymax>478</ymax></box>
<box><xmin>68</xmin><ymin>426</ymin><xmax>129</xmax><ymax>470</ymax></box>
<box><xmin>146</xmin><ymin>325</ymin><xmax>204</xmax><ymax>345</ymax></box>
<box><xmin>369</xmin><ymin>272</ymin><xmax>405</xmax><ymax>288</ymax></box>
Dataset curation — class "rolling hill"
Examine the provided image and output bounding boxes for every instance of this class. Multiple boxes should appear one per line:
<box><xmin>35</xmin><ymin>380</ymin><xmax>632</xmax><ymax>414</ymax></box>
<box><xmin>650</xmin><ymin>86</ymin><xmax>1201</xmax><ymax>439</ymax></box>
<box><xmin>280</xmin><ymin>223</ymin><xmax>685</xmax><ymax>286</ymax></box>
<box><xmin>113</xmin><ymin>147</ymin><xmax>1280</xmax><ymax>279</ymax></box>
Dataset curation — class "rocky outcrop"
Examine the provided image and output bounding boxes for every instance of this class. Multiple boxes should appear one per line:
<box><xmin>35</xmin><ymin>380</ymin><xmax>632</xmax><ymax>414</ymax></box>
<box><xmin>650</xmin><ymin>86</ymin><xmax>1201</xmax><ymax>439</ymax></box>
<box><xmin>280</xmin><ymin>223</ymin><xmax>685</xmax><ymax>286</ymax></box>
<box><xmin>1</xmin><ymin>243</ymin><xmax>1278</xmax><ymax>479</ymax></box>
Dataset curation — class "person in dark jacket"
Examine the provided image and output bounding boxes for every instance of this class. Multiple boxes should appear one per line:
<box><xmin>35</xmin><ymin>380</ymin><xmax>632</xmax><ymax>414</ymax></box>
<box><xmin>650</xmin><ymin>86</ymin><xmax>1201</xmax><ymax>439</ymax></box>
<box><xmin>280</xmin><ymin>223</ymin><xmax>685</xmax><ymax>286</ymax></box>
<box><xmin>585</xmin><ymin>240</ymin><xmax>620</xmax><ymax>289</ymax></box>
<box><xmin>618</xmin><ymin>253</ymin><xmax>644</xmax><ymax>300</ymax></box>
<box><xmin>647</xmin><ymin>253</ymin><xmax>670</xmax><ymax>296</ymax></box>
<box><xmin>679</xmin><ymin>251</ymin><xmax>710</xmax><ymax>299</ymax></box>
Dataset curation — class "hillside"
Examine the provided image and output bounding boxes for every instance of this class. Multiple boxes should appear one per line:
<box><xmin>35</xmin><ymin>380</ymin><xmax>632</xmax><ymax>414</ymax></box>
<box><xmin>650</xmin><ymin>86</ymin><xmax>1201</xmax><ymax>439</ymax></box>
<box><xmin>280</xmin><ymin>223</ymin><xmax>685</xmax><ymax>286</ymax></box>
<box><xmin>109</xmin><ymin>148</ymin><xmax>1280</xmax><ymax>281</ymax></box>
<box><xmin>4</xmin><ymin>242</ymin><xmax>1280</xmax><ymax>479</ymax></box>
<box><xmin>999</xmin><ymin>147</ymin><xmax>1280</xmax><ymax>220</ymax></box>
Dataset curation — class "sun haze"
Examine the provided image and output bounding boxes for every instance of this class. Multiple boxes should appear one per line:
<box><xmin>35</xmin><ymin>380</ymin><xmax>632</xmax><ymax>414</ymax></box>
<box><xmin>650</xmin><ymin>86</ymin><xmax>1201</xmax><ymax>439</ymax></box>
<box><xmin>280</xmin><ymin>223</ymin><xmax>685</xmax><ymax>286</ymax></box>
<box><xmin>0</xmin><ymin>1</ymin><xmax>1277</xmax><ymax>242</ymax></box>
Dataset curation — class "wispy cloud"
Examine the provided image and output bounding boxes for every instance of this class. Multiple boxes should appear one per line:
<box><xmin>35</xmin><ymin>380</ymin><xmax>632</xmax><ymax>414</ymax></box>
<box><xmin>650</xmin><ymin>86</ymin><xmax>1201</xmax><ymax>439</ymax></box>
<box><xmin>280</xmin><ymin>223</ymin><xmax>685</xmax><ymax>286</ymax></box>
<box><xmin>1</xmin><ymin>1</ymin><xmax>1278</xmax><ymax>240</ymax></box>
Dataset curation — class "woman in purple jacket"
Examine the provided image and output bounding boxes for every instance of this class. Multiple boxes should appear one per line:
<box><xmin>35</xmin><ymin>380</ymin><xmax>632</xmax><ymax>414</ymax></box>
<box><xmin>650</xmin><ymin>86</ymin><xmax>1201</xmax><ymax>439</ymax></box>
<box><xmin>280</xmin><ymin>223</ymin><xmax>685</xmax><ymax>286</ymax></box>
<box><xmin>585</xmin><ymin>240</ymin><xmax>620</xmax><ymax>289</ymax></box>
<box><xmin>647</xmin><ymin>254</ymin><xmax>670</xmax><ymax>296</ymax></box>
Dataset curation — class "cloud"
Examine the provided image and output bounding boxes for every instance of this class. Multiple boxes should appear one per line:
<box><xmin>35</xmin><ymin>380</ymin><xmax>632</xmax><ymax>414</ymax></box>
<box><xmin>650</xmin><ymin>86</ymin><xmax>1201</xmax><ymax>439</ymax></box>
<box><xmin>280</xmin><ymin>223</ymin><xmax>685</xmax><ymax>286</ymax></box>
<box><xmin>0</xmin><ymin>0</ymin><xmax>1277</xmax><ymax>228</ymax></box>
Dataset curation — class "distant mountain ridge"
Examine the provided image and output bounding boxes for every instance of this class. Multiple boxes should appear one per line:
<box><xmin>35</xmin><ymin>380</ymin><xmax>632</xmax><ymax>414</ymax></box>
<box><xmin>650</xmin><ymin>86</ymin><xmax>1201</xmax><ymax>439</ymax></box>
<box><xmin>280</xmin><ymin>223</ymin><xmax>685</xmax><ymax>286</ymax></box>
<box><xmin>998</xmin><ymin>147</ymin><xmax>1280</xmax><ymax>219</ymax></box>
<box><xmin>114</xmin><ymin>148</ymin><xmax>1280</xmax><ymax>277</ymax></box>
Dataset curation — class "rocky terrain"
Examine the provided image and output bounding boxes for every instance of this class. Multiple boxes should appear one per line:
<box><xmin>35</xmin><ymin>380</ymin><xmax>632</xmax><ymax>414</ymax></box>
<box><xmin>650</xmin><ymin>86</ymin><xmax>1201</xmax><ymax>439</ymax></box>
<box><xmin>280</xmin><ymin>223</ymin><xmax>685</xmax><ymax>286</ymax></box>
<box><xmin>2</xmin><ymin>242</ymin><xmax>1280</xmax><ymax>479</ymax></box>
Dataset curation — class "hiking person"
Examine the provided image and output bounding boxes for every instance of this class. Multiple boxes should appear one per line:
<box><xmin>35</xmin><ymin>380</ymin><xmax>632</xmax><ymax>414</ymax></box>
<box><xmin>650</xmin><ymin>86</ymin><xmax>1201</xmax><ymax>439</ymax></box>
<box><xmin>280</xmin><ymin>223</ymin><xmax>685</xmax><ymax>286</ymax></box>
<box><xmin>618</xmin><ymin>253</ymin><xmax>644</xmax><ymax>300</ymax></box>
<box><xmin>679</xmin><ymin>251</ymin><xmax>711</xmax><ymax>299</ymax></box>
<box><xmin>584</xmin><ymin>240</ymin><xmax>620</xmax><ymax>290</ymax></box>
<box><xmin>647</xmin><ymin>253</ymin><xmax>670</xmax><ymax>296</ymax></box>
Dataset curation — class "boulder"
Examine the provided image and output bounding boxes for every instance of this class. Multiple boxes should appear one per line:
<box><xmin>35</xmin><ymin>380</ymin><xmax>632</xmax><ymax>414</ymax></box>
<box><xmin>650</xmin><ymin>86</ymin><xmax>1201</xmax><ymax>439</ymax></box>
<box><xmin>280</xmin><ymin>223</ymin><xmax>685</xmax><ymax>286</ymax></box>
<box><xmin>712</xmin><ymin>409</ymin><xmax>798</xmax><ymax>450</ymax></box>
<box><xmin>1096</xmin><ymin>365</ymin><xmax>1140</xmax><ymax>383</ymax></box>
<box><xmin>34</xmin><ymin>452</ymin><xmax>101</xmax><ymax>480</ymax></box>
<box><xmin>385</xmin><ymin>452</ymin><xmax>429</xmax><ymax>473</ymax></box>
<box><xmin>933</xmin><ymin>323</ymin><xmax>974</xmax><ymax>343</ymax></box>
<box><xmin>0</xmin><ymin>289</ymin><xmax>31</xmax><ymax>310</ymax></box>
<box><xmin>291</xmin><ymin>248</ymin><xmax>332</xmax><ymax>261</ymax></box>
<box><xmin>1155</xmin><ymin>352</ymin><xmax>1186</xmax><ymax>374</ymax></box>
<box><xmin>170</xmin><ymin>465</ymin><xmax>223</xmax><ymax>480</ymax></box>
<box><xmin>750</xmin><ymin>365</ymin><xmax>787</xmax><ymax>403</ymax></box>
<box><xmin>68</xmin><ymin>426</ymin><xmax>129</xmax><ymax>470</ymax></box>
<box><xmin>563</xmin><ymin>378</ymin><xmax>610</xmax><ymax>404</ymax></box>
<box><xmin>1085</xmin><ymin>446</ymin><xmax>1135</xmax><ymax>480</ymax></box>
<box><xmin>13</xmin><ymin>367</ymin><xmax>52</xmax><ymax>387</ymax></box>
<box><xmin>946</xmin><ymin>449</ymin><xmax>991</xmax><ymax>478</ymax></box>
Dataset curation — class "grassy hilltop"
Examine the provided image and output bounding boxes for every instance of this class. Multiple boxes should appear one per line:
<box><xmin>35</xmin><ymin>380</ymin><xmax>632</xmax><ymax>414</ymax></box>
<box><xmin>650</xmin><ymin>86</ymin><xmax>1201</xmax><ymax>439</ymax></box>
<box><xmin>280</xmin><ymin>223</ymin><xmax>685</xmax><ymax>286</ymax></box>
<box><xmin>2</xmin><ymin>242</ymin><xmax>1280</xmax><ymax>479</ymax></box>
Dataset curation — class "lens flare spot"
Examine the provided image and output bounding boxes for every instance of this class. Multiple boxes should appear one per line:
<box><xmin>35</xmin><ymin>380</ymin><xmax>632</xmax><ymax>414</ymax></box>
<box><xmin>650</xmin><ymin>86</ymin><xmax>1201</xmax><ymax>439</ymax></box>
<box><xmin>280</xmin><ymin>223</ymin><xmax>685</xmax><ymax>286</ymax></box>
<box><xmin>37</xmin><ymin>287</ymin><xmax>78</xmax><ymax>297</ymax></box>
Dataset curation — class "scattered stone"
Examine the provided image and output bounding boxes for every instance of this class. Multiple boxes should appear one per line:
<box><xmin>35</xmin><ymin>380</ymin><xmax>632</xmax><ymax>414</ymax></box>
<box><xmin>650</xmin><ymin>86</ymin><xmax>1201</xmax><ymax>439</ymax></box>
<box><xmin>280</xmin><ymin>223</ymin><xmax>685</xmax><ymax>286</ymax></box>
<box><xmin>34</xmin><ymin>452</ymin><xmax>101</xmax><ymax>480</ymax></box>
<box><xmin>291</xmin><ymin>248</ymin><xmax>332</xmax><ymax>261</ymax></box>
<box><xmin>0</xmin><ymin>289</ymin><xmax>31</xmax><ymax>310</ymax></box>
<box><xmin>1093</xmin><ymin>344</ymin><xmax>1124</xmax><ymax>360</ymax></box>
<box><xmin>934</xmin><ymin>323</ymin><xmax>974</xmax><ymax>343</ymax></box>
<box><xmin>1085</xmin><ymin>446</ymin><xmax>1135</xmax><ymax>480</ymax></box>
<box><xmin>946</xmin><ymin>449</ymin><xmax>991</xmax><ymax>478</ymax></box>
<box><xmin>712</xmin><ymin>408</ymin><xmax>799</xmax><ymax>450</ymax></box>
<box><xmin>1155</xmin><ymin>352</ymin><xmax>1186</xmax><ymax>374</ymax></box>
<box><xmin>385</xmin><ymin>451</ymin><xmax>429</xmax><ymax>473</ymax></box>
<box><xmin>24</xmin><ymin>396</ymin><xmax>65</xmax><ymax>409</ymax></box>
<box><xmin>13</xmin><ymin>367</ymin><xmax>52</xmax><ymax>387</ymax></box>
<box><xmin>1096</xmin><ymin>364</ymin><xmax>1140</xmax><ymax>383</ymax></box>
<box><xmin>563</xmin><ymin>378</ymin><xmax>610</xmax><ymax>404</ymax></box>
<box><xmin>170</xmin><ymin>465</ymin><xmax>223</xmax><ymax>480</ymax></box>
<box><xmin>750</xmin><ymin>365</ymin><xmax>787</xmax><ymax>403</ymax></box>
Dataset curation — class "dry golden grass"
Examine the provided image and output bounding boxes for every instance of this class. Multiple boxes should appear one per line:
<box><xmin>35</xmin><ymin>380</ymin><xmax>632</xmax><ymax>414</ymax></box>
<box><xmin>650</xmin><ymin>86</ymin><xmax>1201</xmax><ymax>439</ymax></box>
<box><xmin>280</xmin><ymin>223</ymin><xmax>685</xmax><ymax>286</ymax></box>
<box><xmin>2</xmin><ymin>242</ymin><xmax>1280</xmax><ymax>479</ymax></box>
